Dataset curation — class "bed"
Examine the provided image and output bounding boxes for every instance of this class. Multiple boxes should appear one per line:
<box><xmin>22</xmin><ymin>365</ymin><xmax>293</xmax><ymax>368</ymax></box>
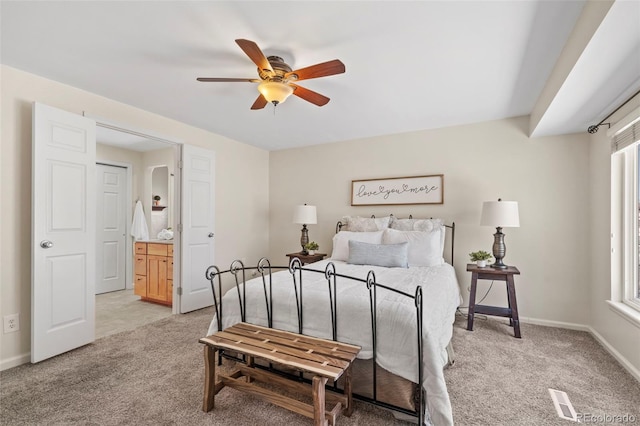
<box><xmin>205</xmin><ymin>216</ymin><xmax>461</xmax><ymax>425</ymax></box>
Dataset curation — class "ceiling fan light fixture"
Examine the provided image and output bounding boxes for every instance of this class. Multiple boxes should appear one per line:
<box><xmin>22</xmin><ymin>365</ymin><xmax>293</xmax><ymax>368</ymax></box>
<box><xmin>197</xmin><ymin>39</ymin><xmax>345</xmax><ymax>110</ymax></box>
<box><xmin>258</xmin><ymin>81</ymin><xmax>294</xmax><ymax>105</ymax></box>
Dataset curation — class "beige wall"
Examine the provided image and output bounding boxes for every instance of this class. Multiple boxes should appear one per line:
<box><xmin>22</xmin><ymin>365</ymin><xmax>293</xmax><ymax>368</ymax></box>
<box><xmin>270</xmin><ymin>116</ymin><xmax>591</xmax><ymax>323</ymax></box>
<box><xmin>0</xmin><ymin>66</ymin><xmax>270</xmax><ymax>369</ymax></box>
<box><xmin>270</xmin><ymin>114</ymin><xmax>640</xmax><ymax>377</ymax></box>
<box><xmin>142</xmin><ymin>148</ymin><xmax>175</xmax><ymax>230</ymax></box>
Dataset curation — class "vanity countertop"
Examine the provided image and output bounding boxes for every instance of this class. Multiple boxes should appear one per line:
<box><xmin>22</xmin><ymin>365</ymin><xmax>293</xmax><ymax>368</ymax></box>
<box><xmin>136</xmin><ymin>239</ymin><xmax>173</xmax><ymax>245</ymax></box>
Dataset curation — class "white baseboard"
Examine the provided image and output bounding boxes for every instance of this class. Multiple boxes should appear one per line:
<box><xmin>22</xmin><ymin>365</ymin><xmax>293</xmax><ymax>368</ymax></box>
<box><xmin>518</xmin><ymin>316</ymin><xmax>590</xmax><ymax>332</ymax></box>
<box><xmin>0</xmin><ymin>352</ymin><xmax>30</xmax><ymax>372</ymax></box>
<box><xmin>587</xmin><ymin>326</ymin><xmax>640</xmax><ymax>382</ymax></box>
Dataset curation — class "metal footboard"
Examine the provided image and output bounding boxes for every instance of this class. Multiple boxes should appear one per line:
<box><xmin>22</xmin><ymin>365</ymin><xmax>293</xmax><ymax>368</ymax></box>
<box><xmin>205</xmin><ymin>257</ymin><xmax>427</xmax><ymax>424</ymax></box>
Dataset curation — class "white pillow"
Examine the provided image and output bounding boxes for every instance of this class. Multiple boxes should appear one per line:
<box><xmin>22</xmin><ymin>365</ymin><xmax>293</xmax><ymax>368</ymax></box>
<box><xmin>382</xmin><ymin>228</ymin><xmax>444</xmax><ymax>267</ymax></box>
<box><xmin>331</xmin><ymin>230</ymin><xmax>384</xmax><ymax>261</ymax></box>
<box><xmin>340</xmin><ymin>216</ymin><xmax>391</xmax><ymax>232</ymax></box>
<box><xmin>390</xmin><ymin>217</ymin><xmax>442</xmax><ymax>232</ymax></box>
<box><xmin>389</xmin><ymin>218</ymin><xmax>446</xmax><ymax>256</ymax></box>
<box><xmin>347</xmin><ymin>241</ymin><xmax>409</xmax><ymax>268</ymax></box>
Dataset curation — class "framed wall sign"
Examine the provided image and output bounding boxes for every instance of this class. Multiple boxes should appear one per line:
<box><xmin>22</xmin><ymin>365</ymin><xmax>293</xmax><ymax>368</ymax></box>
<box><xmin>351</xmin><ymin>174</ymin><xmax>444</xmax><ymax>206</ymax></box>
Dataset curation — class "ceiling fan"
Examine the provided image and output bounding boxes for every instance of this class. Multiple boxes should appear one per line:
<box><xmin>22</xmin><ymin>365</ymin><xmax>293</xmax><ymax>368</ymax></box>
<box><xmin>197</xmin><ymin>39</ymin><xmax>346</xmax><ymax>110</ymax></box>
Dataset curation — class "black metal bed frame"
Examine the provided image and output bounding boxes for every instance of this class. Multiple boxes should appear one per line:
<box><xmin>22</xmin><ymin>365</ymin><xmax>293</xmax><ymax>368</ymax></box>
<box><xmin>205</xmin><ymin>220</ymin><xmax>455</xmax><ymax>425</ymax></box>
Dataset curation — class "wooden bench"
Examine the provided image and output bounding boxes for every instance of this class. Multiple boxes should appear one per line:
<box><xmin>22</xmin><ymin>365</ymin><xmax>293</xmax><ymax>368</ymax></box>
<box><xmin>199</xmin><ymin>322</ymin><xmax>361</xmax><ymax>426</ymax></box>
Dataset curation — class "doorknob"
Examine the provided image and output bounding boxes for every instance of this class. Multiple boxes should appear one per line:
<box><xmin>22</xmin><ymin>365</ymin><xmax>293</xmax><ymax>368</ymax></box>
<box><xmin>208</xmin><ymin>233</ymin><xmax>214</xmax><ymax>238</ymax></box>
<box><xmin>40</xmin><ymin>240</ymin><xmax>54</xmax><ymax>249</ymax></box>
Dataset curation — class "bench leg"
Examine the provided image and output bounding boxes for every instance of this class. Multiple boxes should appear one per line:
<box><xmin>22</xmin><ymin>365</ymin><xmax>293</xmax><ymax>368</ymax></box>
<box><xmin>203</xmin><ymin>345</ymin><xmax>217</xmax><ymax>412</ymax></box>
<box><xmin>343</xmin><ymin>365</ymin><xmax>354</xmax><ymax>417</ymax></box>
<box><xmin>312</xmin><ymin>376</ymin><xmax>328</xmax><ymax>426</ymax></box>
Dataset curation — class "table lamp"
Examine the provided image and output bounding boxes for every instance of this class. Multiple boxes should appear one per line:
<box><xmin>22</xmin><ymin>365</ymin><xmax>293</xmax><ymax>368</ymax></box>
<box><xmin>293</xmin><ymin>204</ymin><xmax>317</xmax><ymax>254</ymax></box>
<box><xmin>480</xmin><ymin>199</ymin><xmax>520</xmax><ymax>269</ymax></box>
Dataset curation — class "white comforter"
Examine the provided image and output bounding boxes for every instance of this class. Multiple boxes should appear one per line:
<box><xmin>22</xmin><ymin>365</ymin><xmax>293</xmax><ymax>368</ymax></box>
<box><xmin>207</xmin><ymin>259</ymin><xmax>461</xmax><ymax>426</ymax></box>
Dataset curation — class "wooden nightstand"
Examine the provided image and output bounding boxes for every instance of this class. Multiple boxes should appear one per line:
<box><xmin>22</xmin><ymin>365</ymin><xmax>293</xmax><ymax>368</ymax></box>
<box><xmin>466</xmin><ymin>263</ymin><xmax>521</xmax><ymax>338</ymax></box>
<box><xmin>286</xmin><ymin>252</ymin><xmax>327</xmax><ymax>265</ymax></box>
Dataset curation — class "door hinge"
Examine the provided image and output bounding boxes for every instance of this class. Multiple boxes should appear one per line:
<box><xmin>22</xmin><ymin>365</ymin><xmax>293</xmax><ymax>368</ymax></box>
<box><xmin>177</xmin><ymin>223</ymin><xmax>183</xmax><ymax>232</ymax></box>
<box><xmin>178</xmin><ymin>160</ymin><xmax>183</xmax><ymax>169</ymax></box>
<box><xmin>177</xmin><ymin>287</ymin><xmax>183</xmax><ymax>296</ymax></box>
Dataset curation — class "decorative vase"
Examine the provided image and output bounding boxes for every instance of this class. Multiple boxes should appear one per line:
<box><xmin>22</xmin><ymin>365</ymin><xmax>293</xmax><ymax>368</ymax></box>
<box><xmin>476</xmin><ymin>260</ymin><xmax>487</xmax><ymax>267</ymax></box>
<box><xmin>308</xmin><ymin>250</ymin><xmax>315</xmax><ymax>255</ymax></box>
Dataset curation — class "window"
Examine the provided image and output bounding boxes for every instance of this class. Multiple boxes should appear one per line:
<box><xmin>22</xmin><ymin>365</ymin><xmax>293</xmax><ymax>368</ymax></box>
<box><xmin>637</xmin><ymin>146</ymin><xmax>640</xmax><ymax>300</ymax></box>
<box><xmin>611</xmin><ymin>117</ymin><xmax>640</xmax><ymax>321</ymax></box>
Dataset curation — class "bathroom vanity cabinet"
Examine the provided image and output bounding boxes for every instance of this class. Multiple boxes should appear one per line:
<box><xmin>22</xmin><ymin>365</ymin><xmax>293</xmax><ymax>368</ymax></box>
<box><xmin>134</xmin><ymin>241</ymin><xmax>173</xmax><ymax>306</ymax></box>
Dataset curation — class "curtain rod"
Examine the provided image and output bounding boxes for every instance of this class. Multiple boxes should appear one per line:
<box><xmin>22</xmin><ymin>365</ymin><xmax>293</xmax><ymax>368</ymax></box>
<box><xmin>587</xmin><ymin>88</ymin><xmax>640</xmax><ymax>134</ymax></box>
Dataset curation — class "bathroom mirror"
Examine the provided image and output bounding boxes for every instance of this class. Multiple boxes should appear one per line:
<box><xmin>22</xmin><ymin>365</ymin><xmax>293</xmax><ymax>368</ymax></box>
<box><xmin>150</xmin><ymin>165</ymin><xmax>170</xmax><ymax>238</ymax></box>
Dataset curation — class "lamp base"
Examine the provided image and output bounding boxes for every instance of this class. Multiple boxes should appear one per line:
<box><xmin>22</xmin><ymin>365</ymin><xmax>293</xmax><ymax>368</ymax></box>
<box><xmin>491</xmin><ymin>227</ymin><xmax>508</xmax><ymax>269</ymax></box>
<box><xmin>300</xmin><ymin>224</ymin><xmax>309</xmax><ymax>254</ymax></box>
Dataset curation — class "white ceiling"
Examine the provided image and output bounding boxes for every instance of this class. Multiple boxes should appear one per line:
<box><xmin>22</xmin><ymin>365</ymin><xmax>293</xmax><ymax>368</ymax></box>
<box><xmin>2</xmin><ymin>1</ymin><xmax>639</xmax><ymax>151</ymax></box>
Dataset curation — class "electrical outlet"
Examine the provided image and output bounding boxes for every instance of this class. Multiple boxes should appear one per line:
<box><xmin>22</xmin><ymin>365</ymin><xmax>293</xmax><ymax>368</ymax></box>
<box><xmin>3</xmin><ymin>314</ymin><xmax>20</xmax><ymax>333</ymax></box>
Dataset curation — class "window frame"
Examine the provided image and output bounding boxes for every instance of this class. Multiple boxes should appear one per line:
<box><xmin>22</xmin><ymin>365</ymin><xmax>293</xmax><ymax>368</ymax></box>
<box><xmin>610</xmin><ymin>113</ymin><xmax>640</xmax><ymax>326</ymax></box>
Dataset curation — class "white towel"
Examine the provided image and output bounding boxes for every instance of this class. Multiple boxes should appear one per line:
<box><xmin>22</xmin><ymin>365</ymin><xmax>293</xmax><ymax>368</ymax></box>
<box><xmin>157</xmin><ymin>229</ymin><xmax>174</xmax><ymax>240</ymax></box>
<box><xmin>131</xmin><ymin>200</ymin><xmax>149</xmax><ymax>241</ymax></box>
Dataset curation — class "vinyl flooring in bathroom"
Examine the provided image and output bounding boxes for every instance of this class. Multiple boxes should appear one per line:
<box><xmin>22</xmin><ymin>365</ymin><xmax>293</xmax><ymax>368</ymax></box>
<box><xmin>95</xmin><ymin>289</ymin><xmax>172</xmax><ymax>339</ymax></box>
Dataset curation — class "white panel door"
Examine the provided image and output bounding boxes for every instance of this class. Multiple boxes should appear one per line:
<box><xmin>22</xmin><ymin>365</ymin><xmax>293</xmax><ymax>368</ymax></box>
<box><xmin>96</xmin><ymin>164</ymin><xmax>127</xmax><ymax>294</ymax></box>
<box><xmin>180</xmin><ymin>144</ymin><xmax>215</xmax><ymax>313</ymax></box>
<box><xmin>32</xmin><ymin>103</ymin><xmax>96</xmax><ymax>363</ymax></box>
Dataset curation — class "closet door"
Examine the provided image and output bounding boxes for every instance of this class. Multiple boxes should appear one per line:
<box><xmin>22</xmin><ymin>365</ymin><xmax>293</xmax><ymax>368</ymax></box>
<box><xmin>31</xmin><ymin>102</ymin><xmax>96</xmax><ymax>363</ymax></box>
<box><xmin>179</xmin><ymin>144</ymin><xmax>215</xmax><ymax>313</ymax></box>
<box><xmin>96</xmin><ymin>163</ymin><xmax>127</xmax><ymax>294</ymax></box>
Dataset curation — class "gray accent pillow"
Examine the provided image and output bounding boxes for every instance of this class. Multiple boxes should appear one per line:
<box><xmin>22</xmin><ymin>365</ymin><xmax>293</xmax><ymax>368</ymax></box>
<box><xmin>347</xmin><ymin>240</ymin><xmax>409</xmax><ymax>268</ymax></box>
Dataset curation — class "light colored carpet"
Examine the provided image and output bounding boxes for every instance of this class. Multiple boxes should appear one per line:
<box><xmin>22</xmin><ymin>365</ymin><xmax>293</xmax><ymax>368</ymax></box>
<box><xmin>446</xmin><ymin>314</ymin><xmax>640</xmax><ymax>425</ymax></box>
<box><xmin>1</xmin><ymin>309</ymin><xmax>638</xmax><ymax>425</ymax></box>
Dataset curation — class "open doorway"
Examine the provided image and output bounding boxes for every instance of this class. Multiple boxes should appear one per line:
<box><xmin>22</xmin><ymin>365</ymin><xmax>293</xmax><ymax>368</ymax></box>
<box><xmin>94</xmin><ymin>124</ymin><xmax>177</xmax><ymax>339</ymax></box>
<box><xmin>31</xmin><ymin>104</ymin><xmax>215</xmax><ymax>362</ymax></box>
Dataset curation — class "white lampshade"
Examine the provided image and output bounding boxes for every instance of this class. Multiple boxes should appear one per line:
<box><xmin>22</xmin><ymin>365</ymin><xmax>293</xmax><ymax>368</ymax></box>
<box><xmin>293</xmin><ymin>205</ymin><xmax>317</xmax><ymax>225</ymax></box>
<box><xmin>258</xmin><ymin>81</ymin><xmax>294</xmax><ymax>105</ymax></box>
<box><xmin>480</xmin><ymin>200</ymin><xmax>520</xmax><ymax>227</ymax></box>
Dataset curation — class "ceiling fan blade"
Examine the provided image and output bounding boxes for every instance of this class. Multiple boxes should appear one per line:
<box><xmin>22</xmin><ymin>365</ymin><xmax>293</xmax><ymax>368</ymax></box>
<box><xmin>290</xmin><ymin>84</ymin><xmax>330</xmax><ymax>107</ymax></box>
<box><xmin>251</xmin><ymin>94</ymin><xmax>268</xmax><ymax>110</ymax></box>
<box><xmin>197</xmin><ymin>77</ymin><xmax>260</xmax><ymax>82</ymax></box>
<box><xmin>286</xmin><ymin>59</ymin><xmax>345</xmax><ymax>81</ymax></box>
<box><xmin>235</xmin><ymin>39</ymin><xmax>274</xmax><ymax>74</ymax></box>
